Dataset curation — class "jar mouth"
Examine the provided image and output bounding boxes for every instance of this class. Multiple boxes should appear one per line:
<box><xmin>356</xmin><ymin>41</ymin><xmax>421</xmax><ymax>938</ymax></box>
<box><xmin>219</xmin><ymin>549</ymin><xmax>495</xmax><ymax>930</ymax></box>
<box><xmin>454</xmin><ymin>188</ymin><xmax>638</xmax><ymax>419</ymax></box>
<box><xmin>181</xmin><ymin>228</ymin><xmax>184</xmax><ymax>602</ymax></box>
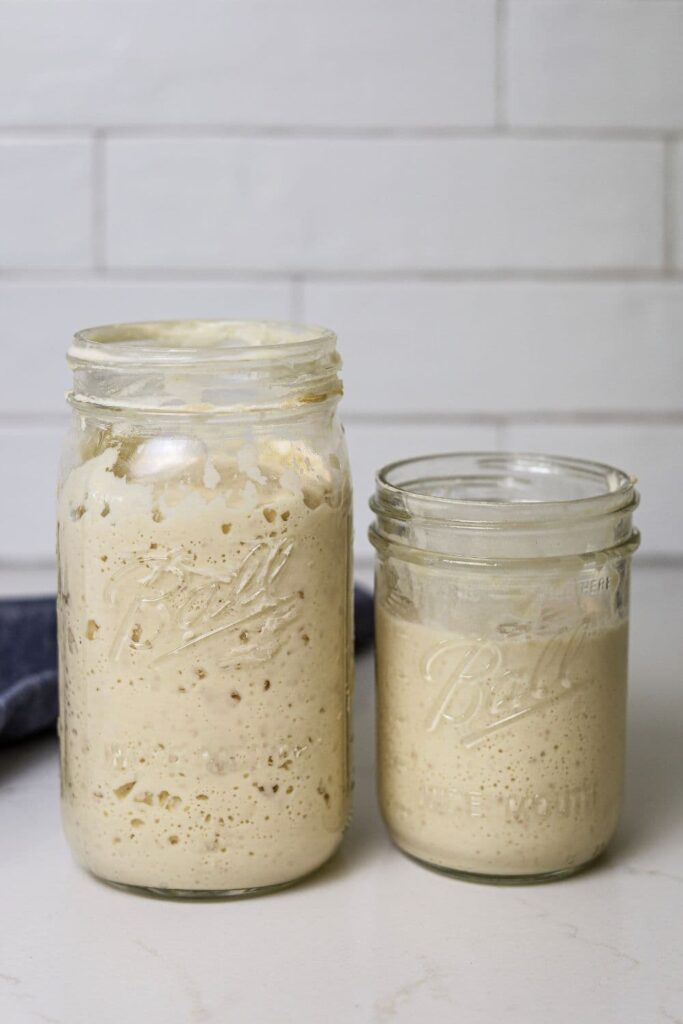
<box><xmin>370</xmin><ymin>452</ymin><xmax>640</xmax><ymax>562</ymax></box>
<box><xmin>69</xmin><ymin>319</ymin><xmax>337</xmax><ymax>368</ymax></box>
<box><xmin>67</xmin><ymin>320</ymin><xmax>342</xmax><ymax>415</ymax></box>
<box><xmin>374</xmin><ymin>452</ymin><xmax>636</xmax><ymax>524</ymax></box>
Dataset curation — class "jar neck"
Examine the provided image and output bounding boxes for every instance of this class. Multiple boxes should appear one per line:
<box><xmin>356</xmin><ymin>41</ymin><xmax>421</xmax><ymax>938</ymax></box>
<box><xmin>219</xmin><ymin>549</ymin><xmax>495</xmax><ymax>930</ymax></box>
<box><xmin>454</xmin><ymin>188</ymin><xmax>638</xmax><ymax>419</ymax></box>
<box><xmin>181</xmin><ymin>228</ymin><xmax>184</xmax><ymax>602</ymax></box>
<box><xmin>67</xmin><ymin>320</ymin><xmax>342</xmax><ymax>417</ymax></box>
<box><xmin>370</xmin><ymin>453</ymin><xmax>640</xmax><ymax>563</ymax></box>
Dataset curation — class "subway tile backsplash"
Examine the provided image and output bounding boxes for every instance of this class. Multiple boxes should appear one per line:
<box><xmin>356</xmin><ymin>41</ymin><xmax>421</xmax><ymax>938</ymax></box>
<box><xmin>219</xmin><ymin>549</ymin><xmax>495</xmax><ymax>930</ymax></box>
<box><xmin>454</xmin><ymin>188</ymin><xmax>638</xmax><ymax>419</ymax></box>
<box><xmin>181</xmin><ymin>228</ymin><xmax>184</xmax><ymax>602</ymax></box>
<box><xmin>0</xmin><ymin>0</ymin><xmax>680</xmax><ymax>567</ymax></box>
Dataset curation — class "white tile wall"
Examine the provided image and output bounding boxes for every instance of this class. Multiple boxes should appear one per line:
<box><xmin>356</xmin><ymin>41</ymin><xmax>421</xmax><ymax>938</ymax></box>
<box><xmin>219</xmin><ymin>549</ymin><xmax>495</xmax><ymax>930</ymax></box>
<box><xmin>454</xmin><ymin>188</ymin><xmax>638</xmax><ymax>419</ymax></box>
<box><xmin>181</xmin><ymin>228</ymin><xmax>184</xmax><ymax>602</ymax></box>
<box><xmin>0</xmin><ymin>138</ymin><xmax>92</xmax><ymax>268</ymax></box>
<box><xmin>0</xmin><ymin>426</ymin><xmax>63</xmax><ymax>562</ymax></box>
<box><xmin>0</xmin><ymin>565</ymin><xmax>57</xmax><ymax>598</ymax></box>
<box><xmin>0</xmin><ymin>2</ymin><xmax>495</xmax><ymax>128</ymax></box>
<box><xmin>674</xmin><ymin>142</ymin><xmax>683</xmax><ymax>269</ymax></box>
<box><xmin>0</xmin><ymin>0</ymin><xmax>681</xmax><ymax>573</ymax></box>
<box><xmin>105</xmin><ymin>137</ymin><xmax>663</xmax><ymax>271</ymax></box>
<box><xmin>501</xmin><ymin>422</ymin><xmax>683</xmax><ymax>558</ymax></box>
<box><xmin>0</xmin><ymin>280</ymin><xmax>293</xmax><ymax>414</ymax></box>
<box><xmin>304</xmin><ymin>281</ymin><xmax>683</xmax><ymax>415</ymax></box>
<box><xmin>508</xmin><ymin>2</ymin><xmax>683</xmax><ymax>131</ymax></box>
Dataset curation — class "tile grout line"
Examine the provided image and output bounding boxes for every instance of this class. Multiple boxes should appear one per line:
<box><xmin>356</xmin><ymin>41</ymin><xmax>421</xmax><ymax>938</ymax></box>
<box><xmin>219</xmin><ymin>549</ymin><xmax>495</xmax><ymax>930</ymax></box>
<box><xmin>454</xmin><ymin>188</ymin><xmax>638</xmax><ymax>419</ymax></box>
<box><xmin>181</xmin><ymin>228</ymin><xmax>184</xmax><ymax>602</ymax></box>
<box><xmin>343</xmin><ymin>410</ymin><xmax>683</xmax><ymax>426</ymax></box>
<box><xmin>0</xmin><ymin>124</ymin><xmax>681</xmax><ymax>142</ymax></box>
<box><xmin>1</xmin><ymin>268</ymin><xmax>681</xmax><ymax>284</ymax></box>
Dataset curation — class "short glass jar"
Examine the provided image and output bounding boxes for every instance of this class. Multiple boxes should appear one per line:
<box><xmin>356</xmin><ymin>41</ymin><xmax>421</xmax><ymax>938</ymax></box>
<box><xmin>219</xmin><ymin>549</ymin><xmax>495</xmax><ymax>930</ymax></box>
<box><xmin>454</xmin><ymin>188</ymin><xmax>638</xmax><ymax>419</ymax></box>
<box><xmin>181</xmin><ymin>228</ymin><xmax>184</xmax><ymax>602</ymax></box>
<box><xmin>57</xmin><ymin>320</ymin><xmax>353</xmax><ymax>897</ymax></box>
<box><xmin>370</xmin><ymin>453</ymin><xmax>639</xmax><ymax>883</ymax></box>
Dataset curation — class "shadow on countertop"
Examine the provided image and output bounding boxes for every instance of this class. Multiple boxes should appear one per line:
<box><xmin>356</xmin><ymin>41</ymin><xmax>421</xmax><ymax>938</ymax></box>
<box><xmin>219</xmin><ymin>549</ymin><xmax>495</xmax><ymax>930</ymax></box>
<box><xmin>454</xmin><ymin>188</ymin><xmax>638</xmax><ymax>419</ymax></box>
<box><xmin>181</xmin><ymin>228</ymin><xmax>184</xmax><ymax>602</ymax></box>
<box><xmin>608</xmin><ymin>687</ymin><xmax>683</xmax><ymax>866</ymax></box>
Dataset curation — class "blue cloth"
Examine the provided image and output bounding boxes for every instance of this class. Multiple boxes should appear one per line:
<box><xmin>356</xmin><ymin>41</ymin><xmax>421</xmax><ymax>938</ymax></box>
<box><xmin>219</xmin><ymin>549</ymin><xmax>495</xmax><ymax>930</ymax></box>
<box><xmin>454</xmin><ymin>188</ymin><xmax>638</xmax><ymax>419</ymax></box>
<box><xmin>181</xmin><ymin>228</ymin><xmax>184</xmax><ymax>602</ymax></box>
<box><xmin>0</xmin><ymin>597</ymin><xmax>58</xmax><ymax>746</ymax></box>
<box><xmin>0</xmin><ymin>587</ymin><xmax>374</xmax><ymax>745</ymax></box>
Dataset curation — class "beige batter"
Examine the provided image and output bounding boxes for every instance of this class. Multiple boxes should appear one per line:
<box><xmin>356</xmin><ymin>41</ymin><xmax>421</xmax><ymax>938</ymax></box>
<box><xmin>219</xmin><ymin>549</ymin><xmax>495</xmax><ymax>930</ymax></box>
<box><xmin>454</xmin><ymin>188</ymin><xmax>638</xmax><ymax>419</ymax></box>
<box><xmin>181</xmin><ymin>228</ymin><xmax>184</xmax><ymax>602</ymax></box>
<box><xmin>58</xmin><ymin>431</ymin><xmax>352</xmax><ymax>893</ymax></box>
<box><xmin>377</xmin><ymin>604</ymin><xmax>627</xmax><ymax>878</ymax></box>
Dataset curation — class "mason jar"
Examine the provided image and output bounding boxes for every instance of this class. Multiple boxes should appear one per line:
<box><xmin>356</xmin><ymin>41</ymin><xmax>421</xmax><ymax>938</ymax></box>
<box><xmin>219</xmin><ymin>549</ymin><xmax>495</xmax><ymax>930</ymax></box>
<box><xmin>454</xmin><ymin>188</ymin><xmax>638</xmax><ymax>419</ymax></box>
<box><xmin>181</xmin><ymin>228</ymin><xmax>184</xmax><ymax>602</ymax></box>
<box><xmin>370</xmin><ymin>453</ymin><xmax>639</xmax><ymax>883</ymax></box>
<box><xmin>57</xmin><ymin>320</ymin><xmax>353</xmax><ymax>897</ymax></box>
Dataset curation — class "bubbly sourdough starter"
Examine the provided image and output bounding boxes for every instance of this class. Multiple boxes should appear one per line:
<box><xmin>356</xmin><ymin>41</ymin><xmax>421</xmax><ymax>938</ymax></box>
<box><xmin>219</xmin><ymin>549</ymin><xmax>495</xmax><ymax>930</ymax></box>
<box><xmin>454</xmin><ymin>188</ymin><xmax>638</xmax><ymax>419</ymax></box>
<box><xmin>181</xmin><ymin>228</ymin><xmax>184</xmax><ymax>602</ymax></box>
<box><xmin>377</xmin><ymin>605</ymin><xmax>627</xmax><ymax>877</ymax></box>
<box><xmin>58</xmin><ymin>435</ymin><xmax>351</xmax><ymax>892</ymax></box>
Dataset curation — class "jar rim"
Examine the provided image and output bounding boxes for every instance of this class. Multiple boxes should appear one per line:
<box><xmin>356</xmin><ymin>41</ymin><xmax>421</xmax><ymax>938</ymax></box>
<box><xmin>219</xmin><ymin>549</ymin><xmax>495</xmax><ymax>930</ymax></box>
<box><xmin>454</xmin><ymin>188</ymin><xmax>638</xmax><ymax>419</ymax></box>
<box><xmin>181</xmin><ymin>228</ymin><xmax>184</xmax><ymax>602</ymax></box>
<box><xmin>372</xmin><ymin>451</ymin><xmax>638</xmax><ymax>526</ymax></box>
<box><xmin>370</xmin><ymin>452</ymin><xmax>640</xmax><ymax>562</ymax></box>
<box><xmin>69</xmin><ymin>319</ymin><xmax>337</xmax><ymax>369</ymax></box>
<box><xmin>67</xmin><ymin>319</ymin><xmax>342</xmax><ymax>415</ymax></box>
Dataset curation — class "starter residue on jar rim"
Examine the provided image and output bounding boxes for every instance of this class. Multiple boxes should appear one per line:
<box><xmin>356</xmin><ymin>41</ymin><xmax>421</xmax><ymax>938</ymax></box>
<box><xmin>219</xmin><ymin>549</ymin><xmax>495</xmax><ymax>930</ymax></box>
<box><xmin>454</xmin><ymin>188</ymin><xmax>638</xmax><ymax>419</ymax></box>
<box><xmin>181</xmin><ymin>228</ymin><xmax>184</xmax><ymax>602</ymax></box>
<box><xmin>58</xmin><ymin>433</ymin><xmax>352</xmax><ymax>893</ymax></box>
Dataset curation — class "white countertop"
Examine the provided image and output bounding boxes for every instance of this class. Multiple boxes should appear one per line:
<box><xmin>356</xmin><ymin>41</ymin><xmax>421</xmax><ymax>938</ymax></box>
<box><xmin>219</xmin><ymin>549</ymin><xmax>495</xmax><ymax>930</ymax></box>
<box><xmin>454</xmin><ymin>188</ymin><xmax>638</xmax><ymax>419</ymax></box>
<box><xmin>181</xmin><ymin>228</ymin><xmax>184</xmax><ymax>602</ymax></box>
<box><xmin>1</xmin><ymin>564</ymin><xmax>682</xmax><ymax>1024</ymax></box>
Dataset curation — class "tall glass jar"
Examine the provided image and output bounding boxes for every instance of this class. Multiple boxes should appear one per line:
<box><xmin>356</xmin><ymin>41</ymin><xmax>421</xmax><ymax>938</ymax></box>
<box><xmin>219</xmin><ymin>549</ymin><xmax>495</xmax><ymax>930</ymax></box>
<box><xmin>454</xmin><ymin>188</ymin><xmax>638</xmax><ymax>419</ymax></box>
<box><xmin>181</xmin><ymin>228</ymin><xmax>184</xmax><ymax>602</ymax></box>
<box><xmin>57</xmin><ymin>320</ymin><xmax>353</xmax><ymax>897</ymax></box>
<box><xmin>370</xmin><ymin>453</ymin><xmax>639</xmax><ymax>883</ymax></box>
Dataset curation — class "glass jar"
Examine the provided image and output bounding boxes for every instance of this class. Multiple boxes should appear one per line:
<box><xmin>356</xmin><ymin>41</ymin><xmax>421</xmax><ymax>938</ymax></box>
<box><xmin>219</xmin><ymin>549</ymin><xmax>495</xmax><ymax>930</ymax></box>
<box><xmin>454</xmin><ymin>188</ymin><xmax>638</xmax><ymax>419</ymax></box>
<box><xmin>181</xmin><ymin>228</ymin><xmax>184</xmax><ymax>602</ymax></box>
<box><xmin>57</xmin><ymin>320</ymin><xmax>353</xmax><ymax>897</ymax></box>
<box><xmin>370</xmin><ymin>453</ymin><xmax>639</xmax><ymax>883</ymax></box>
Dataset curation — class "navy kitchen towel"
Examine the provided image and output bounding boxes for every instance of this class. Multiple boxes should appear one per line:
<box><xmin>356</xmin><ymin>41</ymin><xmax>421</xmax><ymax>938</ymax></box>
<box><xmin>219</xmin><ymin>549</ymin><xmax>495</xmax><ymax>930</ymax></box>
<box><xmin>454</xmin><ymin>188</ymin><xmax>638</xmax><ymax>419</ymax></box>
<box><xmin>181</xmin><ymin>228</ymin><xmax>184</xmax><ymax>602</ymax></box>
<box><xmin>0</xmin><ymin>587</ymin><xmax>374</xmax><ymax>745</ymax></box>
<box><xmin>0</xmin><ymin>597</ymin><xmax>58</xmax><ymax>746</ymax></box>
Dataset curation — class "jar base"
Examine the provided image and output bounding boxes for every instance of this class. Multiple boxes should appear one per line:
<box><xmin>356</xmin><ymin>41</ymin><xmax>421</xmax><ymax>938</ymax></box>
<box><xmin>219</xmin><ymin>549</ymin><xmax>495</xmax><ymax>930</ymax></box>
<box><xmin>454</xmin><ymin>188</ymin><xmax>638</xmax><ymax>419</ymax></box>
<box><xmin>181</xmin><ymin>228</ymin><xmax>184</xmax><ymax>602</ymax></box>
<box><xmin>402</xmin><ymin>849</ymin><xmax>601</xmax><ymax>886</ymax></box>
<box><xmin>102</xmin><ymin>876</ymin><xmax>299</xmax><ymax>900</ymax></box>
<box><xmin>73</xmin><ymin>826</ymin><xmax>347</xmax><ymax>899</ymax></box>
<box><xmin>89</xmin><ymin>851</ymin><xmax>337</xmax><ymax>900</ymax></box>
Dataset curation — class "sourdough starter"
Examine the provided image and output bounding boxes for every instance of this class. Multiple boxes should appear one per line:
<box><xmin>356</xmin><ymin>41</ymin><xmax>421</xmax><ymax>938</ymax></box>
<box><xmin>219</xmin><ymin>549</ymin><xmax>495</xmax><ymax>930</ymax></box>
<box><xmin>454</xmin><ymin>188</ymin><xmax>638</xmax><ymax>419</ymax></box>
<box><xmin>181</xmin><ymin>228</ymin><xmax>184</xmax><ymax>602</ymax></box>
<box><xmin>377</xmin><ymin>605</ymin><xmax>627</xmax><ymax>877</ymax></box>
<box><xmin>58</xmin><ymin>434</ymin><xmax>351</xmax><ymax>892</ymax></box>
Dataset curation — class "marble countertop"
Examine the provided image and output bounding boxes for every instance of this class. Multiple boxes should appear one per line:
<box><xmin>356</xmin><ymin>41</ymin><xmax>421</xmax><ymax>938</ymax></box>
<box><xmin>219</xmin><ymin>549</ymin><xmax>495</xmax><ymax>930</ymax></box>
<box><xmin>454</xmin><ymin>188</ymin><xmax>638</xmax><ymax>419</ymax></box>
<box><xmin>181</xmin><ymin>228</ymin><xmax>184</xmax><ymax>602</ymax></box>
<box><xmin>1</xmin><ymin>564</ymin><xmax>681</xmax><ymax>1024</ymax></box>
